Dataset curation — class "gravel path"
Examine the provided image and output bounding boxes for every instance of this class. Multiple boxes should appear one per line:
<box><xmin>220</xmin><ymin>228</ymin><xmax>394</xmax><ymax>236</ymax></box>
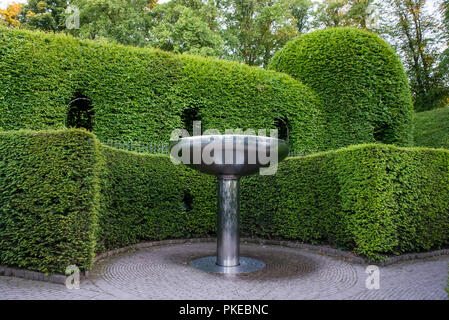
<box><xmin>1</xmin><ymin>242</ymin><xmax>448</xmax><ymax>300</ymax></box>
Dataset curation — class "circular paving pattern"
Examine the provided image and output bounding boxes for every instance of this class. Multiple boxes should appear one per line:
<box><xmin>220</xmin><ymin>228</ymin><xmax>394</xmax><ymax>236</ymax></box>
<box><xmin>1</xmin><ymin>241</ymin><xmax>448</xmax><ymax>300</ymax></box>
<box><xmin>90</xmin><ymin>242</ymin><xmax>359</xmax><ymax>299</ymax></box>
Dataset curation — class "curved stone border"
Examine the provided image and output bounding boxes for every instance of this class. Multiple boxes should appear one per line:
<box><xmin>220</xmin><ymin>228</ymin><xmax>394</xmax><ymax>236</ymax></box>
<box><xmin>0</xmin><ymin>265</ymin><xmax>88</xmax><ymax>285</ymax></box>
<box><xmin>93</xmin><ymin>238</ymin><xmax>216</xmax><ymax>263</ymax></box>
<box><xmin>2</xmin><ymin>237</ymin><xmax>449</xmax><ymax>285</ymax></box>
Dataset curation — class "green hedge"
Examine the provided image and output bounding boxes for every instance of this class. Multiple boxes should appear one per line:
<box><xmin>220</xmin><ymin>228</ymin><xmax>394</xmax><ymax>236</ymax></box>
<box><xmin>0</xmin><ymin>129</ymin><xmax>101</xmax><ymax>273</ymax></box>
<box><xmin>88</xmin><ymin>132</ymin><xmax>449</xmax><ymax>260</ymax></box>
<box><xmin>97</xmin><ymin>144</ymin><xmax>216</xmax><ymax>252</ymax></box>
<box><xmin>268</xmin><ymin>27</ymin><xmax>414</xmax><ymax>150</ymax></box>
<box><xmin>0</xmin><ymin>27</ymin><xmax>324</xmax><ymax>152</ymax></box>
<box><xmin>414</xmin><ymin>107</ymin><xmax>449</xmax><ymax>149</ymax></box>
<box><xmin>243</xmin><ymin>144</ymin><xmax>449</xmax><ymax>260</ymax></box>
<box><xmin>1</xmin><ymin>130</ymin><xmax>448</xmax><ymax>273</ymax></box>
<box><xmin>99</xmin><ymin>138</ymin><xmax>449</xmax><ymax>260</ymax></box>
<box><xmin>0</xmin><ymin>27</ymin><xmax>417</xmax><ymax>151</ymax></box>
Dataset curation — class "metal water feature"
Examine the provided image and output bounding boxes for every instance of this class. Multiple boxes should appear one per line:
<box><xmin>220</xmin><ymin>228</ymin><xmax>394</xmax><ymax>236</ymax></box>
<box><xmin>169</xmin><ymin>135</ymin><xmax>289</xmax><ymax>273</ymax></box>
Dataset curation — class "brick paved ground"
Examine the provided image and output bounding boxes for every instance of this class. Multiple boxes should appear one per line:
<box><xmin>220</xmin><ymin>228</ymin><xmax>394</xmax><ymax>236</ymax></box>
<box><xmin>0</xmin><ymin>242</ymin><xmax>448</xmax><ymax>300</ymax></box>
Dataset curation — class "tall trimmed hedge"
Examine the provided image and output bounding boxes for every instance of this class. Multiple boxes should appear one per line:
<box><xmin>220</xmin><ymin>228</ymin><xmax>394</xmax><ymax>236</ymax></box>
<box><xmin>269</xmin><ymin>27</ymin><xmax>414</xmax><ymax>150</ymax></box>
<box><xmin>99</xmin><ymin>142</ymin><xmax>449</xmax><ymax>261</ymax></box>
<box><xmin>97</xmin><ymin>145</ymin><xmax>216</xmax><ymax>252</ymax></box>
<box><xmin>0</xmin><ymin>130</ymin><xmax>100</xmax><ymax>273</ymax></box>
<box><xmin>252</xmin><ymin>144</ymin><xmax>449</xmax><ymax>260</ymax></box>
<box><xmin>0</xmin><ymin>27</ymin><xmax>324</xmax><ymax>152</ymax></box>
<box><xmin>1</xmin><ymin>131</ymin><xmax>448</xmax><ymax>273</ymax></box>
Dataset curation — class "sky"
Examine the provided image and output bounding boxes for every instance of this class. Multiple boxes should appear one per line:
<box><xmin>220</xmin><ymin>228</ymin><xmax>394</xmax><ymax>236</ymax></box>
<box><xmin>0</xmin><ymin>0</ymin><xmax>23</xmax><ymax>10</ymax></box>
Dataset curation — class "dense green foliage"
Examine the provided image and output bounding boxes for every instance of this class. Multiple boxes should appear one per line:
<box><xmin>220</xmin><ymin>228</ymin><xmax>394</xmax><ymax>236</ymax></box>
<box><xmin>2</xmin><ymin>130</ymin><xmax>447</xmax><ymax>273</ymax></box>
<box><xmin>97</xmin><ymin>145</ymin><xmax>216</xmax><ymax>252</ymax></box>
<box><xmin>98</xmin><ymin>140</ymin><xmax>449</xmax><ymax>261</ymax></box>
<box><xmin>414</xmin><ymin>108</ymin><xmax>449</xmax><ymax>149</ymax></box>
<box><xmin>244</xmin><ymin>144</ymin><xmax>449</xmax><ymax>260</ymax></box>
<box><xmin>268</xmin><ymin>27</ymin><xmax>414</xmax><ymax>150</ymax></box>
<box><xmin>66</xmin><ymin>0</ymin><xmax>155</xmax><ymax>47</ymax></box>
<box><xmin>16</xmin><ymin>0</ymin><xmax>312</xmax><ymax>67</ymax></box>
<box><xmin>312</xmin><ymin>0</ymin><xmax>375</xmax><ymax>29</ymax></box>
<box><xmin>0</xmin><ymin>27</ymin><xmax>324</xmax><ymax>152</ymax></box>
<box><xmin>146</xmin><ymin>0</ymin><xmax>223</xmax><ymax>56</ymax></box>
<box><xmin>379</xmin><ymin>0</ymin><xmax>448</xmax><ymax>112</ymax></box>
<box><xmin>20</xmin><ymin>0</ymin><xmax>68</xmax><ymax>32</ymax></box>
<box><xmin>217</xmin><ymin>0</ymin><xmax>312</xmax><ymax>67</ymax></box>
<box><xmin>0</xmin><ymin>130</ymin><xmax>100</xmax><ymax>273</ymax></box>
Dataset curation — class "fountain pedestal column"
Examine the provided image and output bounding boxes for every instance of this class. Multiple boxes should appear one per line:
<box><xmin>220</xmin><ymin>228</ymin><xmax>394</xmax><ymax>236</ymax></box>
<box><xmin>216</xmin><ymin>177</ymin><xmax>240</xmax><ymax>267</ymax></box>
<box><xmin>169</xmin><ymin>134</ymin><xmax>289</xmax><ymax>273</ymax></box>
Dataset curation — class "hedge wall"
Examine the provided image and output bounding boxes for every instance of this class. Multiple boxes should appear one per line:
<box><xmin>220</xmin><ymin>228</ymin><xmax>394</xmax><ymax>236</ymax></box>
<box><xmin>97</xmin><ymin>144</ymin><xmax>216</xmax><ymax>252</ymax></box>
<box><xmin>99</xmin><ymin>138</ymin><xmax>449</xmax><ymax>260</ymax></box>
<box><xmin>1</xmin><ymin>130</ymin><xmax>448</xmax><ymax>273</ymax></box>
<box><xmin>252</xmin><ymin>144</ymin><xmax>449</xmax><ymax>260</ymax></box>
<box><xmin>0</xmin><ymin>129</ymin><xmax>100</xmax><ymax>273</ymax></box>
<box><xmin>0</xmin><ymin>27</ymin><xmax>324</xmax><ymax>152</ymax></box>
<box><xmin>268</xmin><ymin>27</ymin><xmax>414</xmax><ymax>150</ymax></box>
<box><xmin>414</xmin><ymin>107</ymin><xmax>449</xmax><ymax>150</ymax></box>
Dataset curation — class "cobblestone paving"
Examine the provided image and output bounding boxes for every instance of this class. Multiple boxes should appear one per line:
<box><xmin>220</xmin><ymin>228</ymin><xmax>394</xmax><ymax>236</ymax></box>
<box><xmin>1</xmin><ymin>242</ymin><xmax>448</xmax><ymax>300</ymax></box>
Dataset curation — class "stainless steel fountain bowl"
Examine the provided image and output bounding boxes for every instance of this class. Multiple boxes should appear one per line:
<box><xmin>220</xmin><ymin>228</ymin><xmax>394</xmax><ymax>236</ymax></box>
<box><xmin>168</xmin><ymin>135</ymin><xmax>290</xmax><ymax>177</ymax></box>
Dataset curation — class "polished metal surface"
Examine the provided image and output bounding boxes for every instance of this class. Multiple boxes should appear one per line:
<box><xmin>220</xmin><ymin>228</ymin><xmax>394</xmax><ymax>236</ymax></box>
<box><xmin>168</xmin><ymin>135</ymin><xmax>289</xmax><ymax>177</ymax></box>
<box><xmin>190</xmin><ymin>256</ymin><xmax>265</xmax><ymax>274</ymax></box>
<box><xmin>168</xmin><ymin>134</ymin><xmax>289</xmax><ymax>273</ymax></box>
<box><xmin>216</xmin><ymin>178</ymin><xmax>240</xmax><ymax>267</ymax></box>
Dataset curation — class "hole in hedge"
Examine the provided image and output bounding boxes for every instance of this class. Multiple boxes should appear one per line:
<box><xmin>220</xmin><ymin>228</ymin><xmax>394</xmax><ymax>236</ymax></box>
<box><xmin>373</xmin><ymin>124</ymin><xmax>389</xmax><ymax>142</ymax></box>
<box><xmin>183</xmin><ymin>191</ymin><xmax>193</xmax><ymax>212</ymax></box>
<box><xmin>274</xmin><ymin>117</ymin><xmax>289</xmax><ymax>141</ymax></box>
<box><xmin>67</xmin><ymin>95</ymin><xmax>94</xmax><ymax>131</ymax></box>
<box><xmin>181</xmin><ymin>107</ymin><xmax>200</xmax><ymax>136</ymax></box>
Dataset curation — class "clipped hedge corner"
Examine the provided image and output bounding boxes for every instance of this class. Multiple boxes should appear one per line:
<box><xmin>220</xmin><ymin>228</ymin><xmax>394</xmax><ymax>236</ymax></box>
<box><xmin>0</xmin><ymin>129</ymin><xmax>101</xmax><ymax>273</ymax></box>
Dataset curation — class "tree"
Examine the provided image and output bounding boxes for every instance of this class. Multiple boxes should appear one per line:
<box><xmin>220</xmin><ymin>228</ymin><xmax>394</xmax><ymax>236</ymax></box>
<box><xmin>442</xmin><ymin>0</ymin><xmax>449</xmax><ymax>31</ymax></box>
<box><xmin>379</xmin><ymin>0</ymin><xmax>447</xmax><ymax>111</ymax></box>
<box><xmin>437</xmin><ymin>0</ymin><xmax>449</xmax><ymax>108</ymax></box>
<box><xmin>290</xmin><ymin>0</ymin><xmax>312</xmax><ymax>33</ymax></box>
<box><xmin>20</xmin><ymin>0</ymin><xmax>69</xmax><ymax>32</ymax></box>
<box><xmin>218</xmin><ymin>0</ymin><xmax>312</xmax><ymax>67</ymax></box>
<box><xmin>313</xmin><ymin>0</ymin><xmax>377</xmax><ymax>30</ymax></box>
<box><xmin>0</xmin><ymin>2</ymin><xmax>22</xmax><ymax>27</ymax></box>
<box><xmin>63</xmin><ymin>0</ymin><xmax>157</xmax><ymax>47</ymax></box>
<box><xmin>147</xmin><ymin>0</ymin><xmax>222</xmax><ymax>56</ymax></box>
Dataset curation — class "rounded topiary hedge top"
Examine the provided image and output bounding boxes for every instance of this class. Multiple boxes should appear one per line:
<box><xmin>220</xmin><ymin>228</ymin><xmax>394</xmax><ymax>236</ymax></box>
<box><xmin>268</xmin><ymin>27</ymin><xmax>414</xmax><ymax>150</ymax></box>
<box><xmin>0</xmin><ymin>27</ymin><xmax>325</xmax><ymax>152</ymax></box>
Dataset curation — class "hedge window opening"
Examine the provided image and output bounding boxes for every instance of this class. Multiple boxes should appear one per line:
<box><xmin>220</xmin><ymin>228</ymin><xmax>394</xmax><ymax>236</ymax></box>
<box><xmin>181</xmin><ymin>107</ymin><xmax>201</xmax><ymax>136</ymax></box>
<box><xmin>67</xmin><ymin>96</ymin><xmax>94</xmax><ymax>131</ymax></box>
<box><xmin>373</xmin><ymin>124</ymin><xmax>390</xmax><ymax>143</ymax></box>
<box><xmin>183</xmin><ymin>191</ymin><xmax>193</xmax><ymax>212</ymax></box>
<box><xmin>274</xmin><ymin>117</ymin><xmax>290</xmax><ymax>141</ymax></box>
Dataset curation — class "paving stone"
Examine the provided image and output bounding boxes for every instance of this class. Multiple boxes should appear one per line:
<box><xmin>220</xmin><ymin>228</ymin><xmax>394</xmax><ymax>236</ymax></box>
<box><xmin>0</xmin><ymin>242</ymin><xmax>448</xmax><ymax>300</ymax></box>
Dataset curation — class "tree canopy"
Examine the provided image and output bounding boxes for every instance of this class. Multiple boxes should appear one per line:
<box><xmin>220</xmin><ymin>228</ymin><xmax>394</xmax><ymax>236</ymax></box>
<box><xmin>147</xmin><ymin>0</ymin><xmax>222</xmax><ymax>56</ymax></box>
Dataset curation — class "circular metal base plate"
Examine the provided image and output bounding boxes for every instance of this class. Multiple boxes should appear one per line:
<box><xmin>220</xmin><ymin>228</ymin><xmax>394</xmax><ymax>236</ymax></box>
<box><xmin>190</xmin><ymin>256</ymin><xmax>265</xmax><ymax>274</ymax></box>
